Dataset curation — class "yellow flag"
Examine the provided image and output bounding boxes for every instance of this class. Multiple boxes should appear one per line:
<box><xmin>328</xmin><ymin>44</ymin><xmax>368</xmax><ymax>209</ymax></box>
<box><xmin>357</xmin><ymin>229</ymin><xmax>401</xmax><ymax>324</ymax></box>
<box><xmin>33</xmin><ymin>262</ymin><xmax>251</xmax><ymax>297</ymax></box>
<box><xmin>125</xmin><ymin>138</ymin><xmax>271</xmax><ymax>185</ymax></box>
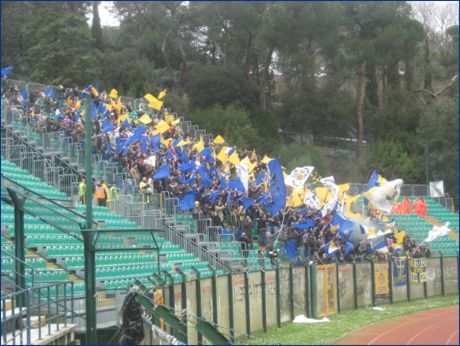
<box><xmin>91</xmin><ymin>86</ymin><xmax>99</xmax><ymax>97</ymax></box>
<box><xmin>145</xmin><ymin>93</ymin><xmax>163</xmax><ymax>111</ymax></box>
<box><xmin>138</xmin><ymin>114</ymin><xmax>152</xmax><ymax>124</ymax></box>
<box><xmin>155</xmin><ymin>120</ymin><xmax>170</xmax><ymax>134</ymax></box>
<box><xmin>118</xmin><ymin>113</ymin><xmax>129</xmax><ymax>126</ymax></box>
<box><xmin>251</xmin><ymin>149</ymin><xmax>257</xmax><ymax>160</ymax></box>
<box><xmin>149</xmin><ymin>100</ymin><xmax>163</xmax><ymax>111</ymax></box>
<box><xmin>395</xmin><ymin>231</ymin><xmax>406</xmax><ymax>245</ymax></box>
<box><xmin>291</xmin><ymin>194</ymin><xmax>304</xmax><ymax>207</ymax></box>
<box><xmin>109</xmin><ymin>89</ymin><xmax>118</xmax><ymax>99</ymax></box>
<box><xmin>177</xmin><ymin>140</ymin><xmax>191</xmax><ymax>147</ymax></box>
<box><xmin>193</xmin><ymin>136</ymin><xmax>205</xmax><ymax>152</ymax></box>
<box><xmin>115</xmin><ymin>98</ymin><xmax>123</xmax><ymax>113</ymax></box>
<box><xmin>213</xmin><ymin>135</ymin><xmax>225</xmax><ymax>145</ymax></box>
<box><xmin>261</xmin><ymin>155</ymin><xmax>272</xmax><ymax>164</ymax></box>
<box><xmin>172</xmin><ymin>119</ymin><xmax>180</xmax><ymax>126</ymax></box>
<box><xmin>104</xmin><ymin>103</ymin><xmax>112</xmax><ymax>111</ymax></box>
<box><xmin>164</xmin><ymin>113</ymin><xmax>175</xmax><ymax>124</ymax></box>
<box><xmin>158</xmin><ymin>89</ymin><xmax>167</xmax><ymax>100</ymax></box>
<box><xmin>75</xmin><ymin>100</ymin><xmax>81</xmax><ymax>110</ymax></box>
<box><xmin>161</xmin><ymin>137</ymin><xmax>172</xmax><ymax>146</ymax></box>
<box><xmin>228</xmin><ymin>151</ymin><xmax>240</xmax><ymax>165</ymax></box>
<box><xmin>241</xmin><ymin>156</ymin><xmax>255</xmax><ymax>172</ymax></box>
<box><xmin>66</xmin><ymin>96</ymin><xmax>72</xmax><ymax>107</ymax></box>
<box><xmin>217</xmin><ymin>146</ymin><xmax>230</xmax><ymax>163</ymax></box>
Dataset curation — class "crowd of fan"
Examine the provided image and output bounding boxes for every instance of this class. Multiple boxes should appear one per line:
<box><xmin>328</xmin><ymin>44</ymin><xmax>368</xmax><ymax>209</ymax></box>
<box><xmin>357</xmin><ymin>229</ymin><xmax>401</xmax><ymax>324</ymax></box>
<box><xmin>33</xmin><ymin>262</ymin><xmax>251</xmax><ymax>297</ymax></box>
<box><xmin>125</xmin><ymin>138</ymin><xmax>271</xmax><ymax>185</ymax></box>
<box><xmin>1</xmin><ymin>83</ymin><xmax>432</xmax><ymax>264</ymax></box>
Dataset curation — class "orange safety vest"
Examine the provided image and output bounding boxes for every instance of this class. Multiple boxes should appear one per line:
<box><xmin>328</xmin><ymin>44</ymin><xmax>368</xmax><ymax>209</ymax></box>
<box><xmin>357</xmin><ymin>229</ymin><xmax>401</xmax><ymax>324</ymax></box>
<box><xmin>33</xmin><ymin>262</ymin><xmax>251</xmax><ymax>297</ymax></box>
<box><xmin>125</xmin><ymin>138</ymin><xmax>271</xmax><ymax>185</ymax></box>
<box><xmin>95</xmin><ymin>186</ymin><xmax>105</xmax><ymax>199</ymax></box>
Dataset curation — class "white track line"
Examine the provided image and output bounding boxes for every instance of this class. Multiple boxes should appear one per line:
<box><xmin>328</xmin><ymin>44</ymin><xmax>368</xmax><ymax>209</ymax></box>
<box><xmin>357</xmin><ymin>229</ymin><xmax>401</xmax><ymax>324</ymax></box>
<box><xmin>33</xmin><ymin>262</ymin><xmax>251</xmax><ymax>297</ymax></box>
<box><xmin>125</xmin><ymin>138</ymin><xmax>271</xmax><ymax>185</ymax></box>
<box><xmin>367</xmin><ymin>307</ymin><xmax>457</xmax><ymax>345</ymax></box>
<box><xmin>446</xmin><ymin>330</ymin><xmax>459</xmax><ymax>345</ymax></box>
<box><xmin>405</xmin><ymin>317</ymin><xmax>457</xmax><ymax>345</ymax></box>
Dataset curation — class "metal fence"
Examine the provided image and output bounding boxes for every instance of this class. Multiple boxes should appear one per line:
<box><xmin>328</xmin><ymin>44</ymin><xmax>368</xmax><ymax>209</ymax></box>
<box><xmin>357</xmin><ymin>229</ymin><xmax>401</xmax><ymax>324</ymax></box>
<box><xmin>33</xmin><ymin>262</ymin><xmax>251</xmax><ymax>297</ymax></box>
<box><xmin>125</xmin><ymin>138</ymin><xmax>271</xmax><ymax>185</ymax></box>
<box><xmin>1</xmin><ymin>282</ymin><xmax>76</xmax><ymax>345</ymax></box>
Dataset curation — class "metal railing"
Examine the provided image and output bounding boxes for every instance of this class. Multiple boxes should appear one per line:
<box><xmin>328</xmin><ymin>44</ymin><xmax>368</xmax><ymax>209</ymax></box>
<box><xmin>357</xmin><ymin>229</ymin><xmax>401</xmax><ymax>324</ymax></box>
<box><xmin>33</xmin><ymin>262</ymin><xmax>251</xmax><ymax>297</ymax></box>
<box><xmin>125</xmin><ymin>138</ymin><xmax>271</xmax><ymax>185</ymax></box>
<box><xmin>1</xmin><ymin>281</ymin><xmax>75</xmax><ymax>345</ymax></box>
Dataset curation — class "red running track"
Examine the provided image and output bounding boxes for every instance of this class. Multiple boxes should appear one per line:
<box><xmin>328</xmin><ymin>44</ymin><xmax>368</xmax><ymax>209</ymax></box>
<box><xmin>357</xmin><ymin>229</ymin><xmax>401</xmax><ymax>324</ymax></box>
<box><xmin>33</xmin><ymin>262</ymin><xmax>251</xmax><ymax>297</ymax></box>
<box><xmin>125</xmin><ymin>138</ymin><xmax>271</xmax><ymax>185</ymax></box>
<box><xmin>335</xmin><ymin>305</ymin><xmax>459</xmax><ymax>345</ymax></box>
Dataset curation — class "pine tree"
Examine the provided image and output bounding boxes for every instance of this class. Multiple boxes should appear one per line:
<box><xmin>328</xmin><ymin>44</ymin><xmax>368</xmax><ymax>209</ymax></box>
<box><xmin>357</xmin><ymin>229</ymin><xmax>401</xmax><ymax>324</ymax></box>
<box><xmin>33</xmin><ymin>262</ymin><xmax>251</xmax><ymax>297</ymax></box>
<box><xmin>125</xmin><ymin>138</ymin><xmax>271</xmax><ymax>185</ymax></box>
<box><xmin>22</xmin><ymin>2</ymin><xmax>101</xmax><ymax>85</ymax></box>
<box><xmin>91</xmin><ymin>2</ymin><xmax>104</xmax><ymax>52</ymax></box>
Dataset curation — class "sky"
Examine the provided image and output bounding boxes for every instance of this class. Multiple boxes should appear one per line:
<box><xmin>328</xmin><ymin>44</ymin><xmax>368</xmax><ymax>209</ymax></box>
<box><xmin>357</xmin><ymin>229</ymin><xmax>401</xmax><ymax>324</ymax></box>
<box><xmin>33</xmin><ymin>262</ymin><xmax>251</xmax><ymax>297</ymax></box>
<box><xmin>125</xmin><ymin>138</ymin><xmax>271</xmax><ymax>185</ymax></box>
<box><xmin>87</xmin><ymin>1</ymin><xmax>119</xmax><ymax>28</ymax></box>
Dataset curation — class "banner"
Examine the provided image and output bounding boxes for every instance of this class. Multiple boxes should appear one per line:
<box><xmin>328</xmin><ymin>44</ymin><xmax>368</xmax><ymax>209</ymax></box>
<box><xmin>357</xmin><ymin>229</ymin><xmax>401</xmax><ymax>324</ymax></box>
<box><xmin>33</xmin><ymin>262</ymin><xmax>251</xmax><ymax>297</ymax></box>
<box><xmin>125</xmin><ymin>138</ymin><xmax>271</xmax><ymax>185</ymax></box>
<box><xmin>393</xmin><ymin>257</ymin><xmax>408</xmax><ymax>287</ymax></box>
<box><xmin>374</xmin><ymin>261</ymin><xmax>389</xmax><ymax>299</ymax></box>
<box><xmin>410</xmin><ymin>257</ymin><xmax>427</xmax><ymax>283</ymax></box>
<box><xmin>430</xmin><ymin>180</ymin><xmax>444</xmax><ymax>198</ymax></box>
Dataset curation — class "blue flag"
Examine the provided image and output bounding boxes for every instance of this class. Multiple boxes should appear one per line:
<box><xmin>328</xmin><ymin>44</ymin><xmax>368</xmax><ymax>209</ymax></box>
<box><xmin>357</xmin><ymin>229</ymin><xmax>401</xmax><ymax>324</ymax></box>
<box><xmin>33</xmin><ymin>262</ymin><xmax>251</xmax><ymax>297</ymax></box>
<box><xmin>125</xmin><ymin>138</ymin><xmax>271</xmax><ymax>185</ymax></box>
<box><xmin>200</xmin><ymin>147</ymin><xmax>213</xmax><ymax>158</ymax></box>
<box><xmin>98</xmin><ymin>103</ymin><xmax>107</xmax><ymax>115</ymax></box>
<box><xmin>256</xmin><ymin>171</ymin><xmax>265</xmax><ymax>185</ymax></box>
<box><xmin>116</xmin><ymin>139</ymin><xmax>126</xmax><ymax>155</ymax></box>
<box><xmin>343</xmin><ymin>242</ymin><xmax>355</xmax><ymax>256</ymax></box>
<box><xmin>186</xmin><ymin>173</ymin><xmax>196</xmax><ymax>186</ymax></box>
<box><xmin>1</xmin><ymin>66</ymin><xmax>13</xmax><ymax>78</ymax></box>
<box><xmin>102</xmin><ymin>120</ymin><xmax>115</xmax><ymax>133</ymax></box>
<box><xmin>267</xmin><ymin>159</ymin><xmax>286</xmax><ymax>215</ymax></box>
<box><xmin>286</xmin><ymin>240</ymin><xmax>298</xmax><ymax>260</ymax></box>
<box><xmin>179</xmin><ymin>190</ymin><xmax>197</xmax><ymax>211</ymax></box>
<box><xmin>366</xmin><ymin>170</ymin><xmax>379</xmax><ymax>191</ymax></box>
<box><xmin>150</xmin><ymin>134</ymin><xmax>161</xmax><ymax>153</ymax></box>
<box><xmin>122</xmin><ymin>119</ymin><xmax>132</xmax><ymax>128</ymax></box>
<box><xmin>153</xmin><ymin>164</ymin><xmax>170</xmax><ymax>180</ymax></box>
<box><xmin>239</xmin><ymin>197</ymin><xmax>254</xmax><ymax>210</ymax></box>
<box><xmin>210</xmin><ymin>190</ymin><xmax>220</xmax><ymax>204</ymax></box>
<box><xmin>178</xmin><ymin>163</ymin><xmax>195</xmax><ymax>172</ymax></box>
<box><xmin>124</xmin><ymin>125</ymin><xmax>146</xmax><ymax>149</ymax></box>
<box><xmin>228</xmin><ymin>179</ymin><xmax>245</xmax><ymax>194</ymax></box>
<box><xmin>20</xmin><ymin>88</ymin><xmax>28</xmax><ymax>102</ymax></box>
<box><xmin>331</xmin><ymin>212</ymin><xmax>355</xmax><ymax>241</ymax></box>
<box><xmin>44</xmin><ymin>86</ymin><xmax>55</xmax><ymax>99</ymax></box>
<box><xmin>292</xmin><ymin>219</ymin><xmax>315</xmax><ymax>230</ymax></box>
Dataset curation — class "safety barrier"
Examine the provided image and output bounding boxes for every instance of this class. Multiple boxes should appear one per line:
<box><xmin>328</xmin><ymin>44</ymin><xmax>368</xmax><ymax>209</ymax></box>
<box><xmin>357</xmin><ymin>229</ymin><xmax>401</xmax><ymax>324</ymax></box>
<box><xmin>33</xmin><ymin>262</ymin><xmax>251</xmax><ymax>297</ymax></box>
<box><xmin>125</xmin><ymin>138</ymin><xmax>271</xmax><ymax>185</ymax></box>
<box><xmin>1</xmin><ymin>282</ymin><xmax>76</xmax><ymax>345</ymax></box>
<box><xmin>154</xmin><ymin>253</ymin><xmax>459</xmax><ymax>344</ymax></box>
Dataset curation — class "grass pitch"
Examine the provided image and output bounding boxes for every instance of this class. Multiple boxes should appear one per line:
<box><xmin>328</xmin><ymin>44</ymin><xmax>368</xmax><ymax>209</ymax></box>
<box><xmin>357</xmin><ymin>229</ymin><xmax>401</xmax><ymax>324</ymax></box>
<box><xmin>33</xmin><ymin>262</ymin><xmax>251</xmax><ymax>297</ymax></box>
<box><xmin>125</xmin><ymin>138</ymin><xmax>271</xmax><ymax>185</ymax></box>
<box><xmin>238</xmin><ymin>294</ymin><xmax>459</xmax><ymax>345</ymax></box>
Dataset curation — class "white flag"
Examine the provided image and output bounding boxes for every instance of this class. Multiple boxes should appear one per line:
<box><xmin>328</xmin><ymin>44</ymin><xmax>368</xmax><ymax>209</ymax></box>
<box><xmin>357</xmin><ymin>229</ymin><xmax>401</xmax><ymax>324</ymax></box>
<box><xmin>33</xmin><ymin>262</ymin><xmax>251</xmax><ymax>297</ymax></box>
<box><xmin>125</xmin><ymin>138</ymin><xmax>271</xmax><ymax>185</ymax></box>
<box><xmin>430</xmin><ymin>181</ymin><xmax>444</xmax><ymax>198</ymax></box>
<box><xmin>285</xmin><ymin>166</ymin><xmax>314</xmax><ymax>188</ymax></box>
<box><xmin>235</xmin><ymin>164</ymin><xmax>249</xmax><ymax>193</ymax></box>
<box><xmin>303</xmin><ymin>190</ymin><xmax>320</xmax><ymax>210</ymax></box>
<box><xmin>363</xmin><ymin>178</ymin><xmax>403</xmax><ymax>213</ymax></box>
<box><xmin>425</xmin><ymin>222</ymin><xmax>450</xmax><ymax>242</ymax></box>
<box><xmin>144</xmin><ymin>155</ymin><xmax>156</xmax><ymax>167</ymax></box>
<box><xmin>320</xmin><ymin>177</ymin><xmax>339</xmax><ymax>216</ymax></box>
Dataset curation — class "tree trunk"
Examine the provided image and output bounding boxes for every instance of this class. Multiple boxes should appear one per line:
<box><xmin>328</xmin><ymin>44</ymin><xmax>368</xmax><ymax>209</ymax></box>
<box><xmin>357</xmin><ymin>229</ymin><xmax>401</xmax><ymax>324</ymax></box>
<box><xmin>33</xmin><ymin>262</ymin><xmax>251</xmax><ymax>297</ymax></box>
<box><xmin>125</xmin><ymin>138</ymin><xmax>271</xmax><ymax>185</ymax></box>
<box><xmin>259</xmin><ymin>46</ymin><xmax>274</xmax><ymax>109</ymax></box>
<box><xmin>423</xmin><ymin>36</ymin><xmax>432</xmax><ymax>91</ymax></box>
<box><xmin>355</xmin><ymin>61</ymin><xmax>366</xmax><ymax>157</ymax></box>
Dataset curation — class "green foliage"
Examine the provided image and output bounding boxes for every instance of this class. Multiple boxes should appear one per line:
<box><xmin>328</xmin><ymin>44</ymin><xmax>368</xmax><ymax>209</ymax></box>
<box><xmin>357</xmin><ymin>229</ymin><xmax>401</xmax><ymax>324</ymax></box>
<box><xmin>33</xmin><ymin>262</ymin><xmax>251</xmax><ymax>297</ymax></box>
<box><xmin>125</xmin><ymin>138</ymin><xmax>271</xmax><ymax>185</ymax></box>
<box><xmin>188</xmin><ymin>103</ymin><xmax>265</xmax><ymax>152</ymax></box>
<box><xmin>418</xmin><ymin>97</ymin><xmax>459</xmax><ymax>199</ymax></box>
<box><xmin>185</xmin><ymin>65</ymin><xmax>258</xmax><ymax>111</ymax></box>
<box><xmin>363</xmin><ymin>140</ymin><xmax>422</xmax><ymax>183</ymax></box>
<box><xmin>2</xmin><ymin>2</ymin><xmax>458</xmax><ymax>200</ymax></box>
<box><xmin>21</xmin><ymin>2</ymin><xmax>100</xmax><ymax>86</ymax></box>
<box><xmin>91</xmin><ymin>2</ymin><xmax>104</xmax><ymax>51</ymax></box>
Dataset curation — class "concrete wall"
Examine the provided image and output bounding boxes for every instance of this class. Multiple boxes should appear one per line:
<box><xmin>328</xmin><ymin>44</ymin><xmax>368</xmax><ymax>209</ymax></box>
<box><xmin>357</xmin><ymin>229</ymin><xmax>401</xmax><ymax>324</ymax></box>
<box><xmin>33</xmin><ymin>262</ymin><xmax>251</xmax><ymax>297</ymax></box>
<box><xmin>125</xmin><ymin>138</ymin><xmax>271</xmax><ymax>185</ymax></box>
<box><xmin>155</xmin><ymin>256</ymin><xmax>458</xmax><ymax>345</ymax></box>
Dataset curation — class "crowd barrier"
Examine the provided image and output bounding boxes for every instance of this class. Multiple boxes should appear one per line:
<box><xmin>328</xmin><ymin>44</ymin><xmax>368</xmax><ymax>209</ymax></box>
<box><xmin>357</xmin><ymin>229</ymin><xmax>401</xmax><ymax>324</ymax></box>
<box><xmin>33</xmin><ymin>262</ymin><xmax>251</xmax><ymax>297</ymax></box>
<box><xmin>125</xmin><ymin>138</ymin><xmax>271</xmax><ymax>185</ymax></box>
<box><xmin>150</xmin><ymin>254</ymin><xmax>459</xmax><ymax>344</ymax></box>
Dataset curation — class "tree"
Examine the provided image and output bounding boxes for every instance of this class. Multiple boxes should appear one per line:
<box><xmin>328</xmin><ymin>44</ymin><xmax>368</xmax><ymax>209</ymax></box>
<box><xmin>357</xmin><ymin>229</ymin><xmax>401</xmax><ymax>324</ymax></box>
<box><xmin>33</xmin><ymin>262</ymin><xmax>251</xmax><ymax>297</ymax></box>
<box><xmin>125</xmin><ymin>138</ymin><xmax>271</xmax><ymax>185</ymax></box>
<box><xmin>20</xmin><ymin>2</ymin><xmax>101</xmax><ymax>86</ymax></box>
<box><xmin>364</xmin><ymin>140</ymin><xmax>422</xmax><ymax>183</ymax></box>
<box><xmin>418</xmin><ymin>97</ymin><xmax>458</xmax><ymax>201</ymax></box>
<box><xmin>188</xmin><ymin>103</ymin><xmax>266</xmax><ymax>152</ymax></box>
<box><xmin>91</xmin><ymin>2</ymin><xmax>104</xmax><ymax>51</ymax></box>
<box><xmin>185</xmin><ymin>64</ymin><xmax>258</xmax><ymax>111</ymax></box>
